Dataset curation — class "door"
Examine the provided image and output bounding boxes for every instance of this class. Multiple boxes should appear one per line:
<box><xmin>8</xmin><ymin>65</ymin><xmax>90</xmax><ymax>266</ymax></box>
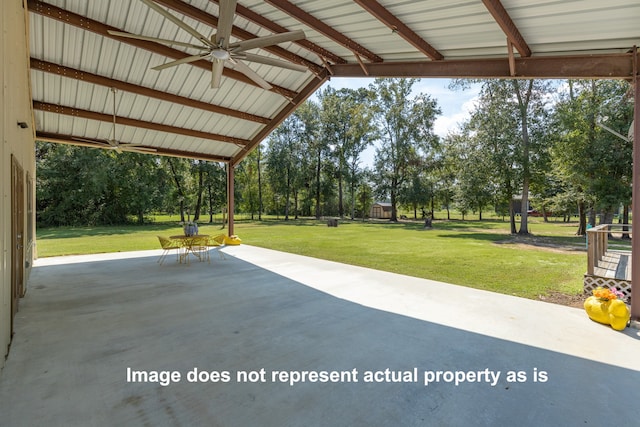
<box><xmin>11</xmin><ymin>155</ymin><xmax>25</xmax><ymax>335</ymax></box>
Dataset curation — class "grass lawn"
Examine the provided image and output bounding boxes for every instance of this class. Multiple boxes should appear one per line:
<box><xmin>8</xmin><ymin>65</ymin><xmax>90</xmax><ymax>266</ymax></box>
<box><xmin>234</xmin><ymin>218</ymin><xmax>588</xmax><ymax>299</ymax></box>
<box><xmin>35</xmin><ymin>216</ymin><xmax>600</xmax><ymax>301</ymax></box>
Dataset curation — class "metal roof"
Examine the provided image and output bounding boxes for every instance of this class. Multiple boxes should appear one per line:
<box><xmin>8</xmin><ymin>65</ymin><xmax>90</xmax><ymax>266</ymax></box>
<box><xmin>28</xmin><ymin>0</ymin><xmax>640</xmax><ymax>165</ymax></box>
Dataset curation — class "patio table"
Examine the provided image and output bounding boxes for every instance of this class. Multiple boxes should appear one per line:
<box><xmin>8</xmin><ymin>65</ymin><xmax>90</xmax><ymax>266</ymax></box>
<box><xmin>170</xmin><ymin>234</ymin><xmax>209</xmax><ymax>264</ymax></box>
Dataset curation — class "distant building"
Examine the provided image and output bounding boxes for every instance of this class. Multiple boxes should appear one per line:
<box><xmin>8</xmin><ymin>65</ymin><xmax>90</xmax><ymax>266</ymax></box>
<box><xmin>370</xmin><ymin>202</ymin><xmax>393</xmax><ymax>219</ymax></box>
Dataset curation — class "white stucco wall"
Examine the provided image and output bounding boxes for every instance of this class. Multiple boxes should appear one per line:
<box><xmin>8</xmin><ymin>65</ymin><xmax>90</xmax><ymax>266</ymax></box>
<box><xmin>1</xmin><ymin>0</ymin><xmax>36</xmax><ymax>370</ymax></box>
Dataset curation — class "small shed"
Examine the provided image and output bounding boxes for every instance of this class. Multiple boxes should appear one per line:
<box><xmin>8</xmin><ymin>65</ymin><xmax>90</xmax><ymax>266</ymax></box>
<box><xmin>370</xmin><ymin>202</ymin><xmax>393</xmax><ymax>219</ymax></box>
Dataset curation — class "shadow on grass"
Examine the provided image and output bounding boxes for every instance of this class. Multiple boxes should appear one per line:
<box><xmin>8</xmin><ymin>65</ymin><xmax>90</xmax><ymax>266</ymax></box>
<box><xmin>36</xmin><ymin>222</ymin><xmax>216</xmax><ymax>239</ymax></box>
<box><xmin>434</xmin><ymin>232</ymin><xmax>509</xmax><ymax>243</ymax></box>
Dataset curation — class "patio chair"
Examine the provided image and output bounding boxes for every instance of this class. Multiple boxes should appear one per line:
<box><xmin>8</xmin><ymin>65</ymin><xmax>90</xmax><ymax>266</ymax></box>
<box><xmin>157</xmin><ymin>236</ymin><xmax>181</xmax><ymax>265</ymax></box>
<box><xmin>203</xmin><ymin>234</ymin><xmax>227</xmax><ymax>263</ymax></box>
<box><xmin>190</xmin><ymin>235</ymin><xmax>210</xmax><ymax>263</ymax></box>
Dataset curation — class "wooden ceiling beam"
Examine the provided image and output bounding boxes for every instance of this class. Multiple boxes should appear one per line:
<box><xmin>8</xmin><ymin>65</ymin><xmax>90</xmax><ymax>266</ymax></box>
<box><xmin>265</xmin><ymin>0</ymin><xmax>383</xmax><ymax>63</ymax></box>
<box><xmin>154</xmin><ymin>0</ymin><xmax>324</xmax><ymax>74</ymax></box>
<box><xmin>36</xmin><ymin>131</ymin><xmax>231</xmax><ymax>162</ymax></box>
<box><xmin>33</xmin><ymin>101</ymin><xmax>250</xmax><ymax>146</ymax></box>
<box><xmin>353</xmin><ymin>0</ymin><xmax>443</xmax><ymax>61</ymax></box>
<box><xmin>482</xmin><ymin>0</ymin><xmax>531</xmax><ymax>57</ymax></box>
<box><xmin>205</xmin><ymin>0</ymin><xmax>347</xmax><ymax>65</ymax></box>
<box><xmin>27</xmin><ymin>0</ymin><xmax>298</xmax><ymax>99</ymax></box>
<box><xmin>30</xmin><ymin>59</ymin><xmax>271</xmax><ymax>125</ymax></box>
<box><xmin>329</xmin><ymin>53</ymin><xmax>636</xmax><ymax>79</ymax></box>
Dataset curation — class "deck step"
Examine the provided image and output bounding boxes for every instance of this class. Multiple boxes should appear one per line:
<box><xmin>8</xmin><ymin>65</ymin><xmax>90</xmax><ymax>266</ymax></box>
<box><xmin>594</xmin><ymin>251</ymin><xmax>631</xmax><ymax>281</ymax></box>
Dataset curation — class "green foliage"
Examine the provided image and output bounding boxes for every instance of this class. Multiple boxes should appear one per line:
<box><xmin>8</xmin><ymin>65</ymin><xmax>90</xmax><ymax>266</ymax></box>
<box><xmin>371</xmin><ymin>78</ymin><xmax>441</xmax><ymax>221</ymax></box>
<box><xmin>36</xmin><ymin>78</ymin><xmax>632</xmax><ymax>239</ymax></box>
<box><xmin>550</xmin><ymin>80</ymin><xmax>633</xmax><ymax>232</ymax></box>
<box><xmin>36</xmin><ymin>143</ymin><xmax>168</xmax><ymax>226</ymax></box>
<box><xmin>36</xmin><ymin>143</ymin><xmax>225</xmax><ymax>226</ymax></box>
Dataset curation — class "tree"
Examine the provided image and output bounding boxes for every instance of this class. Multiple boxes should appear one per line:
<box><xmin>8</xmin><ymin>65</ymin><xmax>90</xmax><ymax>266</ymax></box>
<box><xmin>164</xmin><ymin>157</ymin><xmax>193</xmax><ymax>222</ymax></box>
<box><xmin>237</xmin><ymin>150</ymin><xmax>262</xmax><ymax>219</ymax></box>
<box><xmin>294</xmin><ymin>101</ymin><xmax>323</xmax><ymax>218</ymax></box>
<box><xmin>36</xmin><ymin>143</ymin><xmax>167</xmax><ymax>226</ymax></box>
<box><xmin>445</xmin><ymin>131</ymin><xmax>494</xmax><ymax>220</ymax></box>
<box><xmin>319</xmin><ymin>87</ymin><xmax>376</xmax><ymax>218</ymax></box>
<box><xmin>453</xmin><ymin>79</ymin><xmax>552</xmax><ymax>233</ymax></box>
<box><xmin>551</xmin><ymin>79</ymin><xmax>633</xmax><ymax>234</ymax></box>
<box><xmin>371</xmin><ymin>78</ymin><xmax>441</xmax><ymax>222</ymax></box>
<box><xmin>265</xmin><ymin>113</ymin><xmax>306</xmax><ymax>219</ymax></box>
<box><xmin>201</xmin><ymin>162</ymin><xmax>226</xmax><ymax>223</ymax></box>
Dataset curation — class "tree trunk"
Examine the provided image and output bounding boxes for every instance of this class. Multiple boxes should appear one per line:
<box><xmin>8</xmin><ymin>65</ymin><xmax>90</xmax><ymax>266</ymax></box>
<box><xmin>390</xmin><ymin>185</ymin><xmax>398</xmax><ymax>222</ymax></box>
<box><xmin>207</xmin><ymin>183</ymin><xmax>214</xmax><ymax>223</ymax></box>
<box><xmin>588</xmin><ymin>207</ymin><xmax>596</xmax><ymax>227</ymax></box>
<box><xmin>257</xmin><ymin>146</ymin><xmax>263</xmax><ymax>221</ymax></box>
<box><xmin>514</xmin><ymin>80</ymin><xmax>534</xmax><ymax>235</ymax></box>
<box><xmin>509</xmin><ymin>198</ymin><xmax>517</xmax><ymax>234</ymax></box>
<box><xmin>338</xmin><ymin>171</ymin><xmax>344</xmax><ymax>218</ymax></box>
<box><xmin>622</xmin><ymin>204</ymin><xmax>630</xmax><ymax>239</ymax></box>
<box><xmin>315</xmin><ymin>148</ymin><xmax>321</xmax><ymax>219</ymax></box>
<box><xmin>576</xmin><ymin>202</ymin><xmax>586</xmax><ymax>235</ymax></box>
<box><xmin>284</xmin><ymin>168</ymin><xmax>291</xmax><ymax>221</ymax></box>
<box><xmin>193</xmin><ymin>166</ymin><xmax>204</xmax><ymax>221</ymax></box>
<box><xmin>350</xmin><ymin>173</ymin><xmax>356</xmax><ymax>220</ymax></box>
<box><xmin>167</xmin><ymin>158</ymin><xmax>186</xmax><ymax>222</ymax></box>
<box><xmin>430</xmin><ymin>193</ymin><xmax>435</xmax><ymax>220</ymax></box>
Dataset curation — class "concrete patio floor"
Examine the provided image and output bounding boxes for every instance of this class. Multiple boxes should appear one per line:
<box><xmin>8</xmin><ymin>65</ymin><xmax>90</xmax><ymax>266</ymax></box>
<box><xmin>1</xmin><ymin>245</ymin><xmax>640</xmax><ymax>426</ymax></box>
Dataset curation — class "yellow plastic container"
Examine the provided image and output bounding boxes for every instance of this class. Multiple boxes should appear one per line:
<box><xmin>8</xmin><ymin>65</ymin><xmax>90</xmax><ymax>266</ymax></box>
<box><xmin>224</xmin><ymin>235</ymin><xmax>242</xmax><ymax>246</ymax></box>
<box><xmin>584</xmin><ymin>296</ymin><xmax>630</xmax><ymax>331</ymax></box>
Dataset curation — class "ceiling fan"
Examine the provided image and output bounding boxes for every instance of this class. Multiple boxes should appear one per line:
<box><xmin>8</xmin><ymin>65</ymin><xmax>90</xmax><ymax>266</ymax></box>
<box><xmin>108</xmin><ymin>0</ymin><xmax>307</xmax><ymax>90</ymax></box>
<box><xmin>74</xmin><ymin>88</ymin><xmax>157</xmax><ymax>154</ymax></box>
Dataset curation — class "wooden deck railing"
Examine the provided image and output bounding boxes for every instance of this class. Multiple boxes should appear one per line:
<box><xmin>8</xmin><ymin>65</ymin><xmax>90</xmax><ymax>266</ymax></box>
<box><xmin>586</xmin><ymin>224</ymin><xmax>632</xmax><ymax>275</ymax></box>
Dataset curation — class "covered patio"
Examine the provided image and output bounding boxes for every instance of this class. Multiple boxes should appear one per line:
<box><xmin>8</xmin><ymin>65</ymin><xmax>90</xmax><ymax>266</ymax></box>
<box><xmin>1</xmin><ymin>245</ymin><xmax>639</xmax><ymax>425</ymax></box>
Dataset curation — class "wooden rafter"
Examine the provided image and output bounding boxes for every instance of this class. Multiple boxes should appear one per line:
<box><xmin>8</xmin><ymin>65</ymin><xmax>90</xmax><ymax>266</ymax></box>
<box><xmin>36</xmin><ymin>132</ymin><xmax>231</xmax><ymax>162</ymax></box>
<box><xmin>33</xmin><ymin>101</ymin><xmax>250</xmax><ymax>146</ymax></box>
<box><xmin>30</xmin><ymin>59</ymin><xmax>271</xmax><ymax>125</ymax></box>
<box><xmin>353</xmin><ymin>0</ymin><xmax>443</xmax><ymax>61</ymax></box>
<box><xmin>482</xmin><ymin>0</ymin><xmax>531</xmax><ymax>57</ymax></box>
<box><xmin>507</xmin><ymin>40</ymin><xmax>516</xmax><ymax>76</ymax></box>
<box><xmin>27</xmin><ymin>0</ymin><xmax>298</xmax><ymax>99</ymax></box>
<box><xmin>265</xmin><ymin>0</ymin><xmax>383</xmax><ymax>63</ymax></box>
<box><xmin>329</xmin><ymin>53</ymin><xmax>636</xmax><ymax>79</ymax></box>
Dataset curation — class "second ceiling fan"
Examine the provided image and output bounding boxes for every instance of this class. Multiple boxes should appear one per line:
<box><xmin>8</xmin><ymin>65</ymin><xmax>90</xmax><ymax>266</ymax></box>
<box><xmin>109</xmin><ymin>0</ymin><xmax>307</xmax><ymax>90</ymax></box>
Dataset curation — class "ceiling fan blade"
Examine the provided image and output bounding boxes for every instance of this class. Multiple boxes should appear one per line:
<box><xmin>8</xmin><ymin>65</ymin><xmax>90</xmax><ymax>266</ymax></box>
<box><xmin>120</xmin><ymin>145</ymin><xmax>158</xmax><ymax>153</ymax></box>
<box><xmin>73</xmin><ymin>137</ymin><xmax>110</xmax><ymax>147</ymax></box>
<box><xmin>211</xmin><ymin>59</ymin><xmax>225</xmax><ymax>89</ymax></box>
<box><xmin>107</xmin><ymin>30</ymin><xmax>209</xmax><ymax>50</ymax></box>
<box><xmin>216</xmin><ymin>0</ymin><xmax>237</xmax><ymax>48</ymax></box>
<box><xmin>232</xmin><ymin>60</ymin><xmax>272</xmax><ymax>90</ymax></box>
<box><xmin>151</xmin><ymin>52</ymin><xmax>210</xmax><ymax>71</ymax></box>
<box><xmin>230</xmin><ymin>30</ymin><xmax>305</xmax><ymax>53</ymax></box>
<box><xmin>240</xmin><ymin>52</ymin><xmax>307</xmax><ymax>72</ymax></box>
<box><xmin>140</xmin><ymin>0</ymin><xmax>214</xmax><ymax>47</ymax></box>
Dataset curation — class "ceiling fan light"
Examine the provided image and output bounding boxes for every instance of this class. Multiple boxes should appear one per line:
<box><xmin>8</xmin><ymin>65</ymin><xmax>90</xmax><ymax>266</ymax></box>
<box><xmin>211</xmin><ymin>49</ymin><xmax>230</xmax><ymax>60</ymax></box>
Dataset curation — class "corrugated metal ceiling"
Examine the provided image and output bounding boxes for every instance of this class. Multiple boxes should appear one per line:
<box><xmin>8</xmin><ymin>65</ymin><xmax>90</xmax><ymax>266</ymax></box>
<box><xmin>27</xmin><ymin>0</ymin><xmax>640</xmax><ymax>165</ymax></box>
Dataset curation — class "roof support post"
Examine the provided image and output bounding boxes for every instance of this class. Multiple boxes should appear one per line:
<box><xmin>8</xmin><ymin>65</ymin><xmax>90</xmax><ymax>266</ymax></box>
<box><xmin>227</xmin><ymin>163</ymin><xmax>235</xmax><ymax>237</ymax></box>
<box><xmin>632</xmin><ymin>47</ymin><xmax>640</xmax><ymax>319</ymax></box>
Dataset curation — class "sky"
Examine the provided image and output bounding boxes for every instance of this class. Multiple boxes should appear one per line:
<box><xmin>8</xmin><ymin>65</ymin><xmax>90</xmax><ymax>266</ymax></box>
<box><xmin>311</xmin><ymin>77</ymin><xmax>482</xmax><ymax>167</ymax></box>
